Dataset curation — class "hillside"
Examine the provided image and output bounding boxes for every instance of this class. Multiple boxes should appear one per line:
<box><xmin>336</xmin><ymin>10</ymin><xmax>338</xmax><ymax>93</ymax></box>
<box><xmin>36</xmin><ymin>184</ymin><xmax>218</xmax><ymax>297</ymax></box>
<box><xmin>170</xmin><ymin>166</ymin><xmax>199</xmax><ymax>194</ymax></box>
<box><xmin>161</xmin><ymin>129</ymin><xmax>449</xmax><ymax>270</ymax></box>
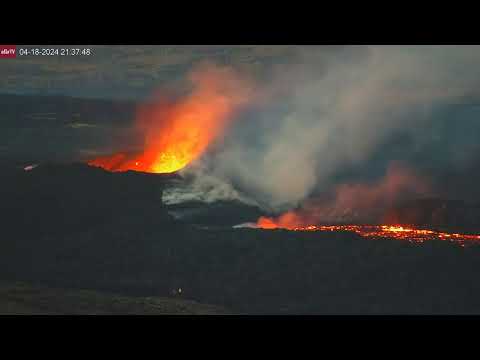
<box><xmin>0</xmin><ymin>281</ymin><xmax>229</xmax><ymax>315</ymax></box>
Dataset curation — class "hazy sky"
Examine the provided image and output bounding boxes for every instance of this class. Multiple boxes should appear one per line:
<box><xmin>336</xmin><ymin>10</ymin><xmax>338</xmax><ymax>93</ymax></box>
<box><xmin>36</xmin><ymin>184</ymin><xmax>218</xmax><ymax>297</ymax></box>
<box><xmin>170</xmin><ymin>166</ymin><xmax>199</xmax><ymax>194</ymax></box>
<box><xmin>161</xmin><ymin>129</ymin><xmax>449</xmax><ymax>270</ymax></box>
<box><xmin>0</xmin><ymin>45</ymin><xmax>300</xmax><ymax>100</ymax></box>
<box><xmin>3</xmin><ymin>45</ymin><xmax>480</xmax><ymax>102</ymax></box>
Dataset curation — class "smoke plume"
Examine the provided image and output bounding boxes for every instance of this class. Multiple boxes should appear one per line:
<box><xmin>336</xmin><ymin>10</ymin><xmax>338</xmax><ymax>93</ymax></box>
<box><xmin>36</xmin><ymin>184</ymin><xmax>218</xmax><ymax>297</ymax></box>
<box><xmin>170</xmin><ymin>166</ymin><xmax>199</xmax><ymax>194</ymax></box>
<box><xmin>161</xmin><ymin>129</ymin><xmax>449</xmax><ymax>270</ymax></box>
<box><xmin>257</xmin><ymin>162</ymin><xmax>429</xmax><ymax>227</ymax></box>
<box><xmin>180</xmin><ymin>46</ymin><xmax>480</xmax><ymax>212</ymax></box>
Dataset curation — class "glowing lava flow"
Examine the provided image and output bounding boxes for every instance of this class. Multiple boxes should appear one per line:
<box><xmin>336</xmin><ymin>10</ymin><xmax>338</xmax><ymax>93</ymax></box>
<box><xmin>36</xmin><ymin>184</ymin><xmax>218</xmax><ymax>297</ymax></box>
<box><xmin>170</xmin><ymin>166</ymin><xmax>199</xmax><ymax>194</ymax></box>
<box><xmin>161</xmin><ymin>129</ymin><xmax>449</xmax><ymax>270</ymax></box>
<box><xmin>256</xmin><ymin>218</ymin><xmax>480</xmax><ymax>246</ymax></box>
<box><xmin>88</xmin><ymin>65</ymin><xmax>251</xmax><ymax>174</ymax></box>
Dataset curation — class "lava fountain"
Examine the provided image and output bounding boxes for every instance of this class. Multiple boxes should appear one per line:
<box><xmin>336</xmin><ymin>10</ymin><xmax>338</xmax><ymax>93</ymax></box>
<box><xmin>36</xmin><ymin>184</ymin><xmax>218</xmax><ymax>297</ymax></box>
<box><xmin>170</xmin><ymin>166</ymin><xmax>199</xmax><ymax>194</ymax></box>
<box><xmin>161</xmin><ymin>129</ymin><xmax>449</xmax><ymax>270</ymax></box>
<box><xmin>88</xmin><ymin>64</ymin><xmax>252</xmax><ymax>174</ymax></box>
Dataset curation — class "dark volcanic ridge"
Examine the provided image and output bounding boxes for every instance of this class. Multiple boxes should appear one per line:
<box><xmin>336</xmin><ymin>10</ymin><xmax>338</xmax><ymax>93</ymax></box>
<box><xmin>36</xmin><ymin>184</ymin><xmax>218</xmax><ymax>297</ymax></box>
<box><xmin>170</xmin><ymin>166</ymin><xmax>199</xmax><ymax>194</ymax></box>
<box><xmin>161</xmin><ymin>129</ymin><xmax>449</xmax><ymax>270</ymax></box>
<box><xmin>0</xmin><ymin>160</ymin><xmax>268</xmax><ymax>240</ymax></box>
<box><xmin>0</xmin><ymin>162</ymin><xmax>180</xmax><ymax>238</ymax></box>
<box><xmin>3</xmin><ymin>161</ymin><xmax>479</xmax><ymax>235</ymax></box>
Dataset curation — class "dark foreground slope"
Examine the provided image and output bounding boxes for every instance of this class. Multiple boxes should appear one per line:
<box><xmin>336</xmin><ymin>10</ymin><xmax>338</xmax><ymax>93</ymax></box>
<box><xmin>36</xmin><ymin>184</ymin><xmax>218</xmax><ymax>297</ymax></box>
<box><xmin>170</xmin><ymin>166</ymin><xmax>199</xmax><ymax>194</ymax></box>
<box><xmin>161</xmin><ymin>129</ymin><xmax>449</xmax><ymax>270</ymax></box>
<box><xmin>0</xmin><ymin>281</ymin><xmax>229</xmax><ymax>315</ymax></box>
<box><xmin>3</xmin><ymin>163</ymin><xmax>480</xmax><ymax>314</ymax></box>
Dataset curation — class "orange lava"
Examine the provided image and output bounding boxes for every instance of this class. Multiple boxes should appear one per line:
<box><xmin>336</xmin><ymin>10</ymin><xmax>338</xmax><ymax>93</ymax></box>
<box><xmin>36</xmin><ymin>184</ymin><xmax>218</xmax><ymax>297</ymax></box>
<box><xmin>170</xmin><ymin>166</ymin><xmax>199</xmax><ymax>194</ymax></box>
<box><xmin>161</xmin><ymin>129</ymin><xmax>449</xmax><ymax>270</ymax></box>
<box><xmin>256</xmin><ymin>217</ymin><xmax>480</xmax><ymax>245</ymax></box>
<box><xmin>88</xmin><ymin>65</ymin><xmax>251</xmax><ymax>174</ymax></box>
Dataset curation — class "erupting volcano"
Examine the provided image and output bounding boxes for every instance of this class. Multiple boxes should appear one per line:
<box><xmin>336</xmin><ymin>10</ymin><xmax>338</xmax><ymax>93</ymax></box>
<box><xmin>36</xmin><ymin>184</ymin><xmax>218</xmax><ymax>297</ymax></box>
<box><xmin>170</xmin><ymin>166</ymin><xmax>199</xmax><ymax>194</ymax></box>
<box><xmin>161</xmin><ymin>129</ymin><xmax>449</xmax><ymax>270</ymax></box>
<box><xmin>88</xmin><ymin>64</ymin><xmax>251</xmax><ymax>174</ymax></box>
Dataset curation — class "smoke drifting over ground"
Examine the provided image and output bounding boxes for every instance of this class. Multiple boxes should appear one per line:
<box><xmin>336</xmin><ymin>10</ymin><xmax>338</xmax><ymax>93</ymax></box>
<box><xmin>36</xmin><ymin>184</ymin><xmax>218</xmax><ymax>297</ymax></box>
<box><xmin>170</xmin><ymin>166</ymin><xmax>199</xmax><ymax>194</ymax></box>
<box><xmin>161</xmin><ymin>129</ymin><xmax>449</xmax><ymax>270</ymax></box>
<box><xmin>162</xmin><ymin>161</ymin><xmax>257</xmax><ymax>206</ymax></box>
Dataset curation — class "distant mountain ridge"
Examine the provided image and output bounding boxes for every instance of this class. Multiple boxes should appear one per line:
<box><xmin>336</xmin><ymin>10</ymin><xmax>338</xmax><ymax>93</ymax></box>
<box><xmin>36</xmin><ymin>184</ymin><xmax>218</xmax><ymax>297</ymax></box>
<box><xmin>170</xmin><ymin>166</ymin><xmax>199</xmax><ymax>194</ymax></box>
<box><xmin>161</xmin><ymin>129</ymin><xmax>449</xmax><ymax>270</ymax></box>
<box><xmin>0</xmin><ymin>93</ymin><xmax>139</xmax><ymax>164</ymax></box>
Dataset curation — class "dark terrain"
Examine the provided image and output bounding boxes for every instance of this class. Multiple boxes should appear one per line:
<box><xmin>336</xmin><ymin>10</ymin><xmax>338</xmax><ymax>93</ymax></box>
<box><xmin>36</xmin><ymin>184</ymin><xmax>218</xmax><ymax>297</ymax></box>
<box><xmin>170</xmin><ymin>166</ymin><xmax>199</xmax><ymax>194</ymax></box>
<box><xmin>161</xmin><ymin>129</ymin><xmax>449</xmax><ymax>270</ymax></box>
<box><xmin>0</xmin><ymin>93</ymin><xmax>137</xmax><ymax>164</ymax></box>
<box><xmin>384</xmin><ymin>198</ymin><xmax>480</xmax><ymax>233</ymax></box>
<box><xmin>0</xmin><ymin>281</ymin><xmax>228</xmax><ymax>315</ymax></box>
<box><xmin>2</xmin><ymin>162</ymin><xmax>480</xmax><ymax>314</ymax></box>
<box><xmin>2</xmin><ymin>93</ymin><xmax>480</xmax><ymax>314</ymax></box>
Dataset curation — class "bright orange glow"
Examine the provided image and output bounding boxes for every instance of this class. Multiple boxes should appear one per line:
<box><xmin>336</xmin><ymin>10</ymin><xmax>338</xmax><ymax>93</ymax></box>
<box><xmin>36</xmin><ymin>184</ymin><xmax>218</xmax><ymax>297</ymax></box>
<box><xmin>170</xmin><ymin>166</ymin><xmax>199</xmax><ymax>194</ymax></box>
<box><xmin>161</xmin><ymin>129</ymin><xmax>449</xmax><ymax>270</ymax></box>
<box><xmin>88</xmin><ymin>64</ymin><xmax>251</xmax><ymax>174</ymax></box>
<box><xmin>256</xmin><ymin>217</ymin><xmax>480</xmax><ymax>246</ymax></box>
<box><xmin>256</xmin><ymin>216</ymin><xmax>279</xmax><ymax>229</ymax></box>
